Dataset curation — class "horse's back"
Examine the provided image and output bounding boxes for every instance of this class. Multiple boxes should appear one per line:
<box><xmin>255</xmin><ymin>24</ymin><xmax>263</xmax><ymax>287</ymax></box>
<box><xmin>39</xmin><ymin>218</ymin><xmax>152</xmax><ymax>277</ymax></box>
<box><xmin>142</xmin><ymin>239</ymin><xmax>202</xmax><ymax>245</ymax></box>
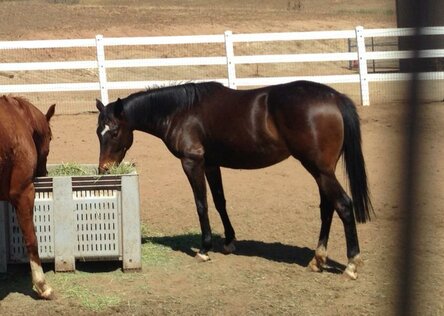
<box><xmin>165</xmin><ymin>81</ymin><xmax>347</xmax><ymax>169</ymax></box>
<box><xmin>201</xmin><ymin>80</ymin><xmax>342</xmax><ymax>116</ymax></box>
<box><xmin>199</xmin><ymin>81</ymin><xmax>345</xmax><ymax>169</ymax></box>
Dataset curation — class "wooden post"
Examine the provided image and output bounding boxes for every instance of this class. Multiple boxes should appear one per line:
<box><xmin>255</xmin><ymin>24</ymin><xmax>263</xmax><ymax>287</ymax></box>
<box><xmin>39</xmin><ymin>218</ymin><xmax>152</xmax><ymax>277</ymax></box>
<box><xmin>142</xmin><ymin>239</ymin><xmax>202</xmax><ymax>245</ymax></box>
<box><xmin>224</xmin><ymin>31</ymin><xmax>237</xmax><ymax>89</ymax></box>
<box><xmin>355</xmin><ymin>26</ymin><xmax>370</xmax><ymax>106</ymax></box>
<box><xmin>96</xmin><ymin>34</ymin><xmax>109</xmax><ymax>105</ymax></box>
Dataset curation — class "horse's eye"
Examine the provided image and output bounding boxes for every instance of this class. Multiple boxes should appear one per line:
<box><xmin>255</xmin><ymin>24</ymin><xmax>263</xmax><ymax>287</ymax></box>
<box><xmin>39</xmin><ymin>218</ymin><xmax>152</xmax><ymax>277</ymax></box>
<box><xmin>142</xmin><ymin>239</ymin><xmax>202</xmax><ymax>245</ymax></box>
<box><xmin>110</xmin><ymin>129</ymin><xmax>119</xmax><ymax>138</ymax></box>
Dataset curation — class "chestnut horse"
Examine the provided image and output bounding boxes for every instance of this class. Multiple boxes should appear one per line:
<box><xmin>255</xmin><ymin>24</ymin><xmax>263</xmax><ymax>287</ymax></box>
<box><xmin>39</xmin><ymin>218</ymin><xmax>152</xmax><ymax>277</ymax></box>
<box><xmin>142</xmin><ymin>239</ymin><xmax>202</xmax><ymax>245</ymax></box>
<box><xmin>0</xmin><ymin>96</ymin><xmax>55</xmax><ymax>299</ymax></box>
<box><xmin>96</xmin><ymin>80</ymin><xmax>373</xmax><ymax>279</ymax></box>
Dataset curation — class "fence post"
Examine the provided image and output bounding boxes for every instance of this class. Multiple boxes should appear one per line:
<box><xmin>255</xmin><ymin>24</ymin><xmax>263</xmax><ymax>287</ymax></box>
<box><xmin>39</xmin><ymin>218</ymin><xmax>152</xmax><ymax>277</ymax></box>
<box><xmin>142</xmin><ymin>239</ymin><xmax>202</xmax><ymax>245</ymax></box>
<box><xmin>347</xmin><ymin>38</ymin><xmax>352</xmax><ymax>70</ymax></box>
<box><xmin>95</xmin><ymin>34</ymin><xmax>109</xmax><ymax>105</ymax></box>
<box><xmin>224</xmin><ymin>31</ymin><xmax>237</xmax><ymax>89</ymax></box>
<box><xmin>355</xmin><ymin>26</ymin><xmax>370</xmax><ymax>106</ymax></box>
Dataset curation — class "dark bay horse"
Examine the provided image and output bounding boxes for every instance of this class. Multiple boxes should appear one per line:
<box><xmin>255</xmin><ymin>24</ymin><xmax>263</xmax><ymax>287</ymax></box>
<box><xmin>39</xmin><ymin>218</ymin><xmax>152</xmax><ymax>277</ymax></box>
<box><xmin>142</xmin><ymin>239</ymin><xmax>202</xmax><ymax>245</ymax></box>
<box><xmin>96</xmin><ymin>80</ymin><xmax>373</xmax><ymax>279</ymax></box>
<box><xmin>0</xmin><ymin>96</ymin><xmax>55</xmax><ymax>299</ymax></box>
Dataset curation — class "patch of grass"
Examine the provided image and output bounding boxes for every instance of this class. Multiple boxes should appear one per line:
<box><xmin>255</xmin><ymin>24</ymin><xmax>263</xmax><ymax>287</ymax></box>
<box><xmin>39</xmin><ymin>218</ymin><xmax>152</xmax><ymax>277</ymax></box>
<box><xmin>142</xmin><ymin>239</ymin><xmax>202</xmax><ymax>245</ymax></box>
<box><xmin>140</xmin><ymin>225</ymin><xmax>206</xmax><ymax>266</ymax></box>
<box><xmin>64</xmin><ymin>284</ymin><xmax>121</xmax><ymax>312</ymax></box>
<box><xmin>49</xmin><ymin>273</ymin><xmax>122</xmax><ymax>312</ymax></box>
<box><xmin>140</xmin><ymin>225</ymin><xmax>176</xmax><ymax>266</ymax></box>
<box><xmin>141</xmin><ymin>237</ymin><xmax>173</xmax><ymax>266</ymax></box>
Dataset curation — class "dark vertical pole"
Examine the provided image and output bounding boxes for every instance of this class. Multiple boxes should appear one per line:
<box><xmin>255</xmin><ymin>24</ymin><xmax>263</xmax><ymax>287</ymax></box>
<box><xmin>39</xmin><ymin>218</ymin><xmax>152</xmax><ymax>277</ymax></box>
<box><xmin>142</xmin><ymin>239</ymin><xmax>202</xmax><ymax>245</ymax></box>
<box><xmin>396</xmin><ymin>0</ymin><xmax>444</xmax><ymax>71</ymax></box>
<box><xmin>396</xmin><ymin>0</ymin><xmax>414</xmax><ymax>71</ymax></box>
<box><xmin>397</xmin><ymin>0</ymin><xmax>430</xmax><ymax>315</ymax></box>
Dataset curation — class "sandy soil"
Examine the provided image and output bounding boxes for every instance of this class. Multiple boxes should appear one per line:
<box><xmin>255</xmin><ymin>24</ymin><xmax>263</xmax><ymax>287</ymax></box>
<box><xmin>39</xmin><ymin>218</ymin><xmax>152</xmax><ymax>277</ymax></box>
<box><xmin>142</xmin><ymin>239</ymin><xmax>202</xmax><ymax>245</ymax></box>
<box><xmin>1</xmin><ymin>1</ymin><xmax>444</xmax><ymax>315</ymax></box>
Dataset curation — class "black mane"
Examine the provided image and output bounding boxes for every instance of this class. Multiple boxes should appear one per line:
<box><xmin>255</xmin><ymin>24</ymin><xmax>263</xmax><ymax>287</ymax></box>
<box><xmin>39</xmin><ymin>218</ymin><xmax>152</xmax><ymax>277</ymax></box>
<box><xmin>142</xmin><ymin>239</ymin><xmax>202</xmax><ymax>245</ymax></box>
<box><xmin>123</xmin><ymin>82</ymin><xmax>223</xmax><ymax>124</ymax></box>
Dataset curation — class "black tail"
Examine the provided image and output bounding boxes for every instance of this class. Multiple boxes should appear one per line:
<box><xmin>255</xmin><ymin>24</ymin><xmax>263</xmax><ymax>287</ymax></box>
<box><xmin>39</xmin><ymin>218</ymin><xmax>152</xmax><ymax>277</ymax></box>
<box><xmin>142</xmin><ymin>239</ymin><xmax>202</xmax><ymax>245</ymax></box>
<box><xmin>337</xmin><ymin>94</ymin><xmax>373</xmax><ymax>223</ymax></box>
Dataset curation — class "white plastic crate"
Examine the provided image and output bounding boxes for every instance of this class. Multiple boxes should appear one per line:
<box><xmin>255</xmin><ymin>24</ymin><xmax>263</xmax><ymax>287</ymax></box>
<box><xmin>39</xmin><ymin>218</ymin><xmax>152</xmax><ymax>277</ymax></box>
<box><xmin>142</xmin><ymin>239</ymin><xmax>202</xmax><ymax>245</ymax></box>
<box><xmin>0</xmin><ymin>166</ymin><xmax>141</xmax><ymax>273</ymax></box>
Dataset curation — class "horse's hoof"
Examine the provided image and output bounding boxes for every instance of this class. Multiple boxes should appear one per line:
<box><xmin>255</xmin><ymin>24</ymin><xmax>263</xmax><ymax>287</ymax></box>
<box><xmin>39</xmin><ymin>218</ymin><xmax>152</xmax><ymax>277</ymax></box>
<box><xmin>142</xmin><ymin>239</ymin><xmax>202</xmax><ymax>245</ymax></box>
<box><xmin>308</xmin><ymin>246</ymin><xmax>328</xmax><ymax>273</ymax></box>
<box><xmin>223</xmin><ymin>239</ymin><xmax>236</xmax><ymax>254</ymax></box>
<box><xmin>308</xmin><ymin>257</ymin><xmax>322</xmax><ymax>272</ymax></box>
<box><xmin>342</xmin><ymin>254</ymin><xmax>362</xmax><ymax>280</ymax></box>
<box><xmin>195</xmin><ymin>252</ymin><xmax>211</xmax><ymax>262</ymax></box>
<box><xmin>343</xmin><ymin>268</ymin><xmax>358</xmax><ymax>280</ymax></box>
<box><xmin>37</xmin><ymin>286</ymin><xmax>55</xmax><ymax>300</ymax></box>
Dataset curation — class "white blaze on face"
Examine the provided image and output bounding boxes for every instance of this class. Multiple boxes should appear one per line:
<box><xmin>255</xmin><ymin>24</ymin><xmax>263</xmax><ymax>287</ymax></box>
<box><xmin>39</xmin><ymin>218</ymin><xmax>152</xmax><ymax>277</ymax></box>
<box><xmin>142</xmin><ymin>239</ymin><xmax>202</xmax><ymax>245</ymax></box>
<box><xmin>101</xmin><ymin>124</ymin><xmax>110</xmax><ymax>136</ymax></box>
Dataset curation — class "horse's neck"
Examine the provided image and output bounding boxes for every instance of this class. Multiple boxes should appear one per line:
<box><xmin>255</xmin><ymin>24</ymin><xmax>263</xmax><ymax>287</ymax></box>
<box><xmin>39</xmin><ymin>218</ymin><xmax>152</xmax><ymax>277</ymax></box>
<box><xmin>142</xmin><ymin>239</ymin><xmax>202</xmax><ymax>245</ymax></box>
<box><xmin>128</xmin><ymin>93</ymin><xmax>180</xmax><ymax>140</ymax></box>
<box><xmin>16</xmin><ymin>102</ymin><xmax>41</xmax><ymax>136</ymax></box>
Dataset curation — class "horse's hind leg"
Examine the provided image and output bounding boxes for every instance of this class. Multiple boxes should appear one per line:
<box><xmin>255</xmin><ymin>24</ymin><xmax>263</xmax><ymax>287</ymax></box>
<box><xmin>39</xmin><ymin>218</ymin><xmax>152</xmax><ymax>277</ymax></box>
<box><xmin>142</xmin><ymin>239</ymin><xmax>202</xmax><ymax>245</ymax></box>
<box><xmin>11</xmin><ymin>183</ymin><xmax>53</xmax><ymax>299</ymax></box>
<box><xmin>309</xmin><ymin>170</ymin><xmax>363</xmax><ymax>279</ymax></box>
<box><xmin>308</xmin><ymin>189</ymin><xmax>334</xmax><ymax>272</ymax></box>
<box><xmin>205</xmin><ymin>166</ymin><xmax>236</xmax><ymax>253</ymax></box>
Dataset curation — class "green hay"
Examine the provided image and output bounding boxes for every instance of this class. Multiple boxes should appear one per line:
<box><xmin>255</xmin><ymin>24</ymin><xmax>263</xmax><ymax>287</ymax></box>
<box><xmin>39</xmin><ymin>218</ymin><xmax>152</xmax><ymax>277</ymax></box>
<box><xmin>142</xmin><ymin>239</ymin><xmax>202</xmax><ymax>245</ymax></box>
<box><xmin>47</xmin><ymin>162</ymin><xmax>135</xmax><ymax>176</ymax></box>
<box><xmin>48</xmin><ymin>163</ymin><xmax>95</xmax><ymax>176</ymax></box>
<box><xmin>107</xmin><ymin>162</ymin><xmax>136</xmax><ymax>175</ymax></box>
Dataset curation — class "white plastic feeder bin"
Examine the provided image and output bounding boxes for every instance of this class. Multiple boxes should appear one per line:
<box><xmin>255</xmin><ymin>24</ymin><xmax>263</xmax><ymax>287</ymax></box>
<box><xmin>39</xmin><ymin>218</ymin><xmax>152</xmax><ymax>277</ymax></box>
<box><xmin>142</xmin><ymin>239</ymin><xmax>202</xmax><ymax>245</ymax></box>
<box><xmin>0</xmin><ymin>165</ymin><xmax>142</xmax><ymax>273</ymax></box>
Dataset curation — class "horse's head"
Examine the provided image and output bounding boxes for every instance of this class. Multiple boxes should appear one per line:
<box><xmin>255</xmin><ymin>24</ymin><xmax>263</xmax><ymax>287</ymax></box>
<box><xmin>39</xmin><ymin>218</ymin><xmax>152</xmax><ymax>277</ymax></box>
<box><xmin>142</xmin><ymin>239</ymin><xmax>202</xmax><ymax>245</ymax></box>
<box><xmin>96</xmin><ymin>98</ymin><xmax>134</xmax><ymax>174</ymax></box>
<box><xmin>35</xmin><ymin>104</ymin><xmax>56</xmax><ymax>177</ymax></box>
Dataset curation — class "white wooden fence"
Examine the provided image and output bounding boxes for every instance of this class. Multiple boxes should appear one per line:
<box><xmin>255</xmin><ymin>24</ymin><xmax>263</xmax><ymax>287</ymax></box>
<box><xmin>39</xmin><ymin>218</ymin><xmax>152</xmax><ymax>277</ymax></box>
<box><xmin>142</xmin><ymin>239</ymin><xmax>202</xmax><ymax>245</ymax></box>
<box><xmin>0</xmin><ymin>25</ymin><xmax>443</xmax><ymax>109</ymax></box>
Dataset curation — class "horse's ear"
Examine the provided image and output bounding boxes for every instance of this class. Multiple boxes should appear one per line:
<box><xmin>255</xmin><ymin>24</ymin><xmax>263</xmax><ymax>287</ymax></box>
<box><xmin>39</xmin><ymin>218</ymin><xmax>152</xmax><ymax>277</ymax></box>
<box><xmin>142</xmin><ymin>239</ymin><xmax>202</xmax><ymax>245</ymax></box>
<box><xmin>114</xmin><ymin>98</ymin><xmax>124</xmax><ymax>119</ymax></box>
<box><xmin>96</xmin><ymin>99</ymin><xmax>105</xmax><ymax>113</ymax></box>
<box><xmin>46</xmin><ymin>104</ymin><xmax>56</xmax><ymax>121</ymax></box>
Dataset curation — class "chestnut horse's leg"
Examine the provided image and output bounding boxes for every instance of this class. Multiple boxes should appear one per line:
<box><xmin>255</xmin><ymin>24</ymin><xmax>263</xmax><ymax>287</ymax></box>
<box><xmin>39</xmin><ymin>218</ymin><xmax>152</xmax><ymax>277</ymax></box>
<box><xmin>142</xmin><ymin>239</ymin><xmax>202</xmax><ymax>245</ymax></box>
<box><xmin>181</xmin><ymin>156</ymin><xmax>213</xmax><ymax>261</ymax></box>
<box><xmin>11</xmin><ymin>182</ymin><xmax>53</xmax><ymax>299</ymax></box>
<box><xmin>205</xmin><ymin>165</ymin><xmax>236</xmax><ymax>253</ymax></box>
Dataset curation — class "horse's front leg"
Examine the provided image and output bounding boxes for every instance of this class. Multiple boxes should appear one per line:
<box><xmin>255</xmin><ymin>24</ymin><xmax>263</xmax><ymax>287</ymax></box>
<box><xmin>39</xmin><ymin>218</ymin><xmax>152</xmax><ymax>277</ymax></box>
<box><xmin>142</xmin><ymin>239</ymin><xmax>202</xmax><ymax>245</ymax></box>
<box><xmin>205</xmin><ymin>165</ymin><xmax>236</xmax><ymax>253</ymax></box>
<box><xmin>181</xmin><ymin>156</ymin><xmax>212</xmax><ymax>261</ymax></box>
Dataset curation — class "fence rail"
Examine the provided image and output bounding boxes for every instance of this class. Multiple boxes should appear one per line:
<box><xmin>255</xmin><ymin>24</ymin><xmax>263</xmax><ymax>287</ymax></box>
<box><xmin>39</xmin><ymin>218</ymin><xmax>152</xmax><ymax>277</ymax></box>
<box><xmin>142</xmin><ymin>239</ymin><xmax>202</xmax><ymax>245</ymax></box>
<box><xmin>0</xmin><ymin>26</ymin><xmax>443</xmax><ymax>108</ymax></box>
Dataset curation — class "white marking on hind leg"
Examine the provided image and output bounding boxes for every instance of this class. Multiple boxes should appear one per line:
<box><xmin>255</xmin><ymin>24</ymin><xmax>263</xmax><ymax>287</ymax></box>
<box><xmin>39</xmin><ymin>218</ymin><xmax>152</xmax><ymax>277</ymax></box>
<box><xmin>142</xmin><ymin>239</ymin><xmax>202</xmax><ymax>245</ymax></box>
<box><xmin>195</xmin><ymin>252</ymin><xmax>211</xmax><ymax>262</ymax></box>
<box><xmin>343</xmin><ymin>254</ymin><xmax>363</xmax><ymax>280</ymax></box>
<box><xmin>308</xmin><ymin>245</ymin><xmax>328</xmax><ymax>272</ymax></box>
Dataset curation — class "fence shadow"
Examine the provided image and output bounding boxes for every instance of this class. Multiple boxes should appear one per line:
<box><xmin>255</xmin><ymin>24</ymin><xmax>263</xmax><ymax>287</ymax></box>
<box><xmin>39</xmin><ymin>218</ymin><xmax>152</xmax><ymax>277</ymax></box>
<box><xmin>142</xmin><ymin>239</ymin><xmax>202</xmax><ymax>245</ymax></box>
<box><xmin>143</xmin><ymin>233</ymin><xmax>345</xmax><ymax>274</ymax></box>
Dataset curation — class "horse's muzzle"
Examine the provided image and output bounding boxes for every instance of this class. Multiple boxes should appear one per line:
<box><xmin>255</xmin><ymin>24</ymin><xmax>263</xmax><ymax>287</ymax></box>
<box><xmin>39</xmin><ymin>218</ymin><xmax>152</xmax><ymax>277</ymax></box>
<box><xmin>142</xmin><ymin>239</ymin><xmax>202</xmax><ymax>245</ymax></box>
<box><xmin>98</xmin><ymin>165</ymin><xmax>109</xmax><ymax>175</ymax></box>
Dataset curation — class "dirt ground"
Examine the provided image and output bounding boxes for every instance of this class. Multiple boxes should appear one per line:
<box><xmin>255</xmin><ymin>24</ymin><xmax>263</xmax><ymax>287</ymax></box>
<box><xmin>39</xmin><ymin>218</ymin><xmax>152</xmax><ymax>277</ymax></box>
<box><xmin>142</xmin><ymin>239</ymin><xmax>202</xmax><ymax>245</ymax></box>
<box><xmin>1</xmin><ymin>1</ymin><xmax>444</xmax><ymax>315</ymax></box>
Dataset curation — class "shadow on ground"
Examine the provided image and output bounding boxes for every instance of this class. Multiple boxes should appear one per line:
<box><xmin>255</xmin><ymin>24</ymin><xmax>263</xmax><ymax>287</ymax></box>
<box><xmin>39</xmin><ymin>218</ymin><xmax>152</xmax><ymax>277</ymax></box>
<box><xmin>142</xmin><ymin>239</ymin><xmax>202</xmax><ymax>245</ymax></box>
<box><xmin>143</xmin><ymin>233</ymin><xmax>346</xmax><ymax>273</ymax></box>
<box><xmin>0</xmin><ymin>233</ymin><xmax>346</xmax><ymax>300</ymax></box>
<box><xmin>0</xmin><ymin>264</ymin><xmax>45</xmax><ymax>300</ymax></box>
<box><xmin>0</xmin><ymin>261</ymin><xmax>122</xmax><ymax>301</ymax></box>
